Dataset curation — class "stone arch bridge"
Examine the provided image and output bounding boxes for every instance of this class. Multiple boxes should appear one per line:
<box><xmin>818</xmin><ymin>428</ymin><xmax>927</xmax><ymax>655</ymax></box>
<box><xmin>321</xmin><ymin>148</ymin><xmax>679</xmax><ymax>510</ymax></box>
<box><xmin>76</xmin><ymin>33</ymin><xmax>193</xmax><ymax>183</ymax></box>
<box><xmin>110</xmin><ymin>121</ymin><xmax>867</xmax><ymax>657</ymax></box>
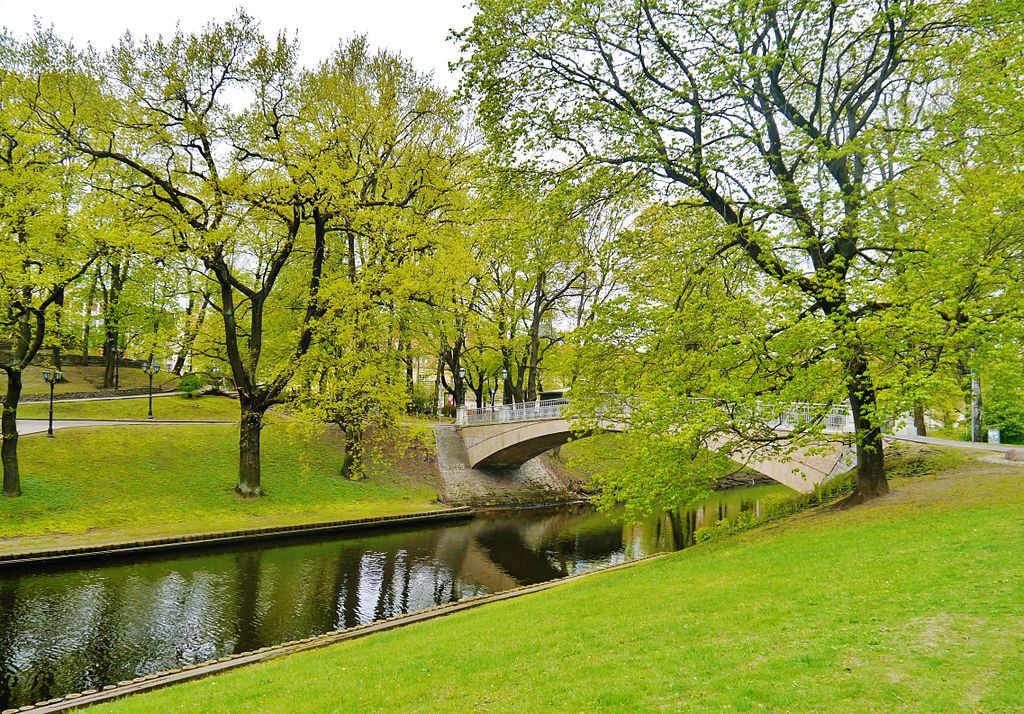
<box><xmin>456</xmin><ymin>399</ymin><xmax>858</xmax><ymax>494</ymax></box>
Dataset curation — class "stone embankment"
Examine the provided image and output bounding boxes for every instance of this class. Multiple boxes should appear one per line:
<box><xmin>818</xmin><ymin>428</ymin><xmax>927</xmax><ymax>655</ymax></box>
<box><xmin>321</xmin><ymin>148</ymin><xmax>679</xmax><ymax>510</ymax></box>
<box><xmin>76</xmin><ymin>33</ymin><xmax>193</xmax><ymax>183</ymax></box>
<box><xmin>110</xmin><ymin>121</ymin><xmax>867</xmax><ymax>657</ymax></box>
<box><xmin>434</xmin><ymin>424</ymin><xmax>582</xmax><ymax>506</ymax></box>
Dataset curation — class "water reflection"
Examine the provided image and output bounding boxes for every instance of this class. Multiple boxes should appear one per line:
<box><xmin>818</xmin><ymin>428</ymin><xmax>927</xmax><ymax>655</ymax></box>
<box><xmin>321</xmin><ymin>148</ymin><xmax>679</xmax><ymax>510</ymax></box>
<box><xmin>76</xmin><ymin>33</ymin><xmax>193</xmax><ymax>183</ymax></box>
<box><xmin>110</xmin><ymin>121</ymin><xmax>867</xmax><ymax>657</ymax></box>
<box><xmin>0</xmin><ymin>484</ymin><xmax>789</xmax><ymax>709</ymax></box>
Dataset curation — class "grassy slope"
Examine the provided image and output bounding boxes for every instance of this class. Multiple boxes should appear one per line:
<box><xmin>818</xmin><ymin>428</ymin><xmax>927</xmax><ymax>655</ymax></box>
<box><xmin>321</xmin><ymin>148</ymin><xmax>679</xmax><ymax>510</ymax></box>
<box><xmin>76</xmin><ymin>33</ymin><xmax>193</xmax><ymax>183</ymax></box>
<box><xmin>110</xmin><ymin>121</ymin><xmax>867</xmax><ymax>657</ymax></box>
<box><xmin>16</xmin><ymin>394</ymin><xmax>241</xmax><ymax>421</ymax></box>
<box><xmin>99</xmin><ymin>449</ymin><xmax>1024</xmax><ymax>713</ymax></box>
<box><xmin>0</xmin><ymin>421</ymin><xmax>440</xmax><ymax>555</ymax></box>
<box><xmin>20</xmin><ymin>364</ymin><xmax>180</xmax><ymax>395</ymax></box>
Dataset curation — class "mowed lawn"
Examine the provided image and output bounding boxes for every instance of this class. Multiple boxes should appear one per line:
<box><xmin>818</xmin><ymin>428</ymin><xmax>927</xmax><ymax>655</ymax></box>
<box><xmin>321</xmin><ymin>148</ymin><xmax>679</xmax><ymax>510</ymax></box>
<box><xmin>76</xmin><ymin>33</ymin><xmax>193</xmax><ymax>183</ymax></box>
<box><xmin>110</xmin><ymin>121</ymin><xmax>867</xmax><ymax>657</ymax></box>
<box><xmin>16</xmin><ymin>394</ymin><xmax>241</xmax><ymax>421</ymax></box>
<box><xmin>98</xmin><ymin>451</ymin><xmax>1024</xmax><ymax>713</ymax></box>
<box><xmin>0</xmin><ymin>420</ymin><xmax>441</xmax><ymax>555</ymax></box>
<box><xmin>20</xmin><ymin>364</ymin><xmax>180</xmax><ymax>395</ymax></box>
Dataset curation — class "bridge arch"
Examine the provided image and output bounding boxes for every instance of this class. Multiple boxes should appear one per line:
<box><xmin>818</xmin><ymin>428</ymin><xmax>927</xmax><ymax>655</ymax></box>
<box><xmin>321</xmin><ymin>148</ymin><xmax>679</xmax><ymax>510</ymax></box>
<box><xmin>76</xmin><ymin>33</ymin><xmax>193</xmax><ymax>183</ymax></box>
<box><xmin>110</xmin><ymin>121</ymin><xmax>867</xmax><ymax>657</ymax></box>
<box><xmin>456</xmin><ymin>401</ymin><xmax>856</xmax><ymax>494</ymax></box>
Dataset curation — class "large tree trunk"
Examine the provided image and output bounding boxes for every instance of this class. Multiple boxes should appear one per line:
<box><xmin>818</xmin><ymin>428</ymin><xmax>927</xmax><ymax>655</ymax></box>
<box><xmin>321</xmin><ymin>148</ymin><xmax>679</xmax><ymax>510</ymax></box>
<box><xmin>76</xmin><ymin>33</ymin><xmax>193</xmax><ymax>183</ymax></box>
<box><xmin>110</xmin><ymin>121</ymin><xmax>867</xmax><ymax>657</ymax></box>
<box><xmin>51</xmin><ymin>286</ymin><xmax>65</xmax><ymax>371</ymax></box>
<box><xmin>172</xmin><ymin>292</ymin><xmax>207</xmax><ymax>375</ymax></box>
<box><xmin>237</xmin><ymin>406</ymin><xmax>265</xmax><ymax>497</ymax></box>
<box><xmin>101</xmin><ymin>262</ymin><xmax>127</xmax><ymax>389</ymax></box>
<box><xmin>102</xmin><ymin>328</ymin><xmax>118</xmax><ymax>388</ymax></box>
<box><xmin>2</xmin><ymin>371</ymin><xmax>23</xmax><ymax>498</ymax></box>
<box><xmin>474</xmin><ymin>374</ymin><xmax>485</xmax><ymax>409</ymax></box>
<box><xmin>82</xmin><ymin>274</ymin><xmax>97</xmax><ymax>360</ymax></box>
<box><xmin>526</xmin><ymin>271</ymin><xmax>545</xmax><ymax>401</ymax></box>
<box><xmin>845</xmin><ymin>352</ymin><xmax>888</xmax><ymax>505</ymax></box>
<box><xmin>340</xmin><ymin>424</ymin><xmax>364</xmax><ymax>480</ymax></box>
<box><xmin>971</xmin><ymin>371</ymin><xmax>983</xmax><ymax>442</ymax></box>
<box><xmin>913</xmin><ymin>403</ymin><xmax>927</xmax><ymax>437</ymax></box>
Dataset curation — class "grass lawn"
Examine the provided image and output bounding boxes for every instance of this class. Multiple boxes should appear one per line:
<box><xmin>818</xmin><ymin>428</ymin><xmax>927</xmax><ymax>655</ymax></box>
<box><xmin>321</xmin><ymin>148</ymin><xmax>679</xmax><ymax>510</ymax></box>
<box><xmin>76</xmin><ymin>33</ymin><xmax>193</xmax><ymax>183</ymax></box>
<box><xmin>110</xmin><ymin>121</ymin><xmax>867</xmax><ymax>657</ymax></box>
<box><xmin>97</xmin><ymin>446</ymin><xmax>1024</xmax><ymax>713</ymax></box>
<box><xmin>0</xmin><ymin>421</ymin><xmax>441</xmax><ymax>555</ymax></box>
<box><xmin>16</xmin><ymin>394</ymin><xmax>241</xmax><ymax>422</ymax></box>
<box><xmin>20</xmin><ymin>364</ymin><xmax>180</xmax><ymax>395</ymax></box>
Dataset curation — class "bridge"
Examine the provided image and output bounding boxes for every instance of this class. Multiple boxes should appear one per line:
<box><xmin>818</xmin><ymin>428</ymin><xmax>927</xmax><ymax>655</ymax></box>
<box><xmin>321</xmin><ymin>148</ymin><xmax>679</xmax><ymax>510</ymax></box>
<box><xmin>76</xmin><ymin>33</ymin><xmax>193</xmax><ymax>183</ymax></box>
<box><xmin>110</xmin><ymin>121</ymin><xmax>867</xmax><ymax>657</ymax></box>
<box><xmin>455</xmin><ymin>399</ymin><xmax>858</xmax><ymax>494</ymax></box>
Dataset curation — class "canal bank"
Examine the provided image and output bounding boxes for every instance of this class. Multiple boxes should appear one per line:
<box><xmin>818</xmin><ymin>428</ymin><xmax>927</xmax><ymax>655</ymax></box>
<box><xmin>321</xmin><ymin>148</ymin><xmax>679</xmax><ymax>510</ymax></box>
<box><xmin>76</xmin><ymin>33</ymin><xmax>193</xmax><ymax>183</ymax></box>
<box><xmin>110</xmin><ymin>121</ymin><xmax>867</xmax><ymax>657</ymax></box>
<box><xmin>0</xmin><ymin>486</ymin><xmax>791</xmax><ymax>710</ymax></box>
<box><xmin>0</xmin><ymin>507</ymin><xmax>474</xmax><ymax>569</ymax></box>
<box><xmin>76</xmin><ymin>449</ymin><xmax>1024</xmax><ymax>713</ymax></box>
<box><xmin>1</xmin><ymin>416</ymin><xmax>589</xmax><ymax>559</ymax></box>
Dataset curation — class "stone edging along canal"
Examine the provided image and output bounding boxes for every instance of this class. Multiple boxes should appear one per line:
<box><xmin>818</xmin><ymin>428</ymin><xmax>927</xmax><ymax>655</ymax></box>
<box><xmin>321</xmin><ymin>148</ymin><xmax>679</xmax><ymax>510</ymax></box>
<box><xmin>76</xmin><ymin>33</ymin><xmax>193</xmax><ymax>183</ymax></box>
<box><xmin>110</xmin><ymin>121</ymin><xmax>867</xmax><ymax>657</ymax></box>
<box><xmin>0</xmin><ymin>507</ymin><xmax>475</xmax><ymax>570</ymax></box>
<box><xmin>5</xmin><ymin>551</ymin><xmax>672</xmax><ymax>714</ymax></box>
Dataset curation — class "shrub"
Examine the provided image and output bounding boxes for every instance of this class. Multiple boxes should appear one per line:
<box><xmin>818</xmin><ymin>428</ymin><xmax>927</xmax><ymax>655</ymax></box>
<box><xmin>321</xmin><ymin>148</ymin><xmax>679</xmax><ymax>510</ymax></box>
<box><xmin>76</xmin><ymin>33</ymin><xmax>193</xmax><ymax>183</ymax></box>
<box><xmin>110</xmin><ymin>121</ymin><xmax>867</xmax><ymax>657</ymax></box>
<box><xmin>410</xmin><ymin>384</ymin><xmax>437</xmax><ymax>415</ymax></box>
<box><xmin>694</xmin><ymin>474</ymin><xmax>856</xmax><ymax>545</ymax></box>
<box><xmin>179</xmin><ymin>374</ymin><xmax>205</xmax><ymax>397</ymax></box>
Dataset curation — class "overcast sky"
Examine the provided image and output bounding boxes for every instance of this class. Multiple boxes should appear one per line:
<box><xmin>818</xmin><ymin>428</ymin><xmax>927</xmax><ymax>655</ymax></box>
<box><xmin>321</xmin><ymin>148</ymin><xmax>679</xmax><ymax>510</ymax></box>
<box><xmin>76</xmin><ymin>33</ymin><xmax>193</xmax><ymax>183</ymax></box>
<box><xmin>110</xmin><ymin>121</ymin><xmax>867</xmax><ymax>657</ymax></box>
<box><xmin>0</xmin><ymin>1</ymin><xmax>475</xmax><ymax>88</ymax></box>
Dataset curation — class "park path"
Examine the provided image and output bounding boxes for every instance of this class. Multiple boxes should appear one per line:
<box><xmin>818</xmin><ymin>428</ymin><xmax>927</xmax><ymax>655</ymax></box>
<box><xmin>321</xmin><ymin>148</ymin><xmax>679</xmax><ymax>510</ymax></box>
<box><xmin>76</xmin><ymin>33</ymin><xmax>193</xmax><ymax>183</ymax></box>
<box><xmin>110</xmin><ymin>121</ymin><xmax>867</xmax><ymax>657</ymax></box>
<box><xmin>888</xmin><ymin>433</ymin><xmax>1014</xmax><ymax>453</ymax></box>
<box><xmin>17</xmin><ymin>419</ymin><xmax>234</xmax><ymax>436</ymax></box>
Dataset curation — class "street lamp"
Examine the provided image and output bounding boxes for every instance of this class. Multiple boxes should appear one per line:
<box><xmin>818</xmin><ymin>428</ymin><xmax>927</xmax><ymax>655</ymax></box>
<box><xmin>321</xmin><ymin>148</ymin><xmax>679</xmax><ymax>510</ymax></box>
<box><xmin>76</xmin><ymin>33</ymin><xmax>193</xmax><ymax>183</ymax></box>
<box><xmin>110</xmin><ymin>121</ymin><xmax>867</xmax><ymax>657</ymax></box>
<box><xmin>210</xmin><ymin>366</ymin><xmax>222</xmax><ymax>391</ymax></box>
<box><xmin>42</xmin><ymin>368</ymin><xmax>62</xmax><ymax>437</ymax></box>
<box><xmin>142</xmin><ymin>360</ymin><xmax>161</xmax><ymax>419</ymax></box>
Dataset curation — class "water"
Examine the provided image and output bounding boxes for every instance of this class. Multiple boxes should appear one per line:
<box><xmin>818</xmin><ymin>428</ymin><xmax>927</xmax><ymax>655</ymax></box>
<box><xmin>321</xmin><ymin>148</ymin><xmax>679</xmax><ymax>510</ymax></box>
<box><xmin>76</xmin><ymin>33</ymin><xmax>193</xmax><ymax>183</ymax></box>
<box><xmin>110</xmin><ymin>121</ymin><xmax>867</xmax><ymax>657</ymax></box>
<box><xmin>0</xmin><ymin>484</ymin><xmax>789</xmax><ymax>709</ymax></box>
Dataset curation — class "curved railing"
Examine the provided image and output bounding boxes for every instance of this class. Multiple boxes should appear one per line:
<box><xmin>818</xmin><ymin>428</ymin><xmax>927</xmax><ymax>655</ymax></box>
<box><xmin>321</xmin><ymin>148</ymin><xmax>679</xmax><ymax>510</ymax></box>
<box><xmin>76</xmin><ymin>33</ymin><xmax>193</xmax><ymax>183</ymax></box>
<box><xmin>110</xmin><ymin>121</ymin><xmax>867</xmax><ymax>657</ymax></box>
<box><xmin>457</xmin><ymin>398</ymin><xmax>855</xmax><ymax>433</ymax></box>
<box><xmin>458</xmin><ymin>398</ymin><xmax>570</xmax><ymax>425</ymax></box>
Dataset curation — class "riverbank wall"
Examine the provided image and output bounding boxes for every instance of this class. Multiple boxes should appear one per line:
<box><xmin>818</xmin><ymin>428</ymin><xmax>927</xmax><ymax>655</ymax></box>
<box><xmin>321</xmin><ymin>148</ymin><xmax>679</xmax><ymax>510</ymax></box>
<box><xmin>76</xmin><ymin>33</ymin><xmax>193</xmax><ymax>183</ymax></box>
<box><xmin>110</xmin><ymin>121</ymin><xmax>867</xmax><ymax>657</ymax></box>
<box><xmin>0</xmin><ymin>507</ymin><xmax>474</xmax><ymax>570</ymax></box>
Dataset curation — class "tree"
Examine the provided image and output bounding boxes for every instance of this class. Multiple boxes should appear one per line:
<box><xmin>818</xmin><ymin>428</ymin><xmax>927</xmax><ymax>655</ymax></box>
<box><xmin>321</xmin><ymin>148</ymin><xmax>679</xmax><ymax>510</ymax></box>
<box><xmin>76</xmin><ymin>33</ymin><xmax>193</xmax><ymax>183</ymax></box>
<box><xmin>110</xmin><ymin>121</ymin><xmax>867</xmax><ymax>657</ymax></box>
<box><xmin>34</xmin><ymin>15</ymin><xmax>324</xmax><ymax>496</ymax></box>
<box><xmin>286</xmin><ymin>38</ymin><xmax>471</xmax><ymax>469</ymax></box>
<box><xmin>1</xmin><ymin>33</ymin><xmax>95</xmax><ymax>496</ymax></box>
<box><xmin>459</xmin><ymin>0</ymin><xmax>986</xmax><ymax>503</ymax></box>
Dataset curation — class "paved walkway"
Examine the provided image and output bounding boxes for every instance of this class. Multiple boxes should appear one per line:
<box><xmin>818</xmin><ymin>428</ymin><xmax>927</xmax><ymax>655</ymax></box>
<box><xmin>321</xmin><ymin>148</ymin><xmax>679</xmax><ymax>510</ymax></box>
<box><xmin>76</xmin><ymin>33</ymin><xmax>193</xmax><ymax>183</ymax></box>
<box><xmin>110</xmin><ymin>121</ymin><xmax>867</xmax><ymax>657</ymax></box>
<box><xmin>887</xmin><ymin>433</ymin><xmax>1014</xmax><ymax>453</ymax></box>
<box><xmin>17</xmin><ymin>419</ymin><xmax>234</xmax><ymax>436</ymax></box>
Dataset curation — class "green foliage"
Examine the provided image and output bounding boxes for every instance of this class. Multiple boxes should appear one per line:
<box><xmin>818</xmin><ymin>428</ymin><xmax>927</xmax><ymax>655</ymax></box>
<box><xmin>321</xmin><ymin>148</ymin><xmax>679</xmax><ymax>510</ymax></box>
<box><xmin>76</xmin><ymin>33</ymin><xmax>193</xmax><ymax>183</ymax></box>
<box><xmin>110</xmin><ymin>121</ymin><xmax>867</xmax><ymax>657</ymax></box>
<box><xmin>695</xmin><ymin>475</ymin><xmax>856</xmax><ymax>544</ymax></box>
<box><xmin>410</xmin><ymin>383</ymin><xmax>437</xmax><ymax>415</ymax></box>
<box><xmin>178</xmin><ymin>374</ymin><xmax>205</xmax><ymax>398</ymax></box>
<box><xmin>458</xmin><ymin>0</ymin><xmax>1024</xmax><ymax>507</ymax></box>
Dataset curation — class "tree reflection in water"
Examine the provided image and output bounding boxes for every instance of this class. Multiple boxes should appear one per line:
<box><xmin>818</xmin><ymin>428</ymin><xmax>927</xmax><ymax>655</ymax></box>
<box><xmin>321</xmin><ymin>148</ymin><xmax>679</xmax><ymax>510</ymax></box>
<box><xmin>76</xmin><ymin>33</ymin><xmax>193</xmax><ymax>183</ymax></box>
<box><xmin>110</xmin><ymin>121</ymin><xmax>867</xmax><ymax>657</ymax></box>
<box><xmin>0</xmin><ymin>484</ymin><xmax>791</xmax><ymax>709</ymax></box>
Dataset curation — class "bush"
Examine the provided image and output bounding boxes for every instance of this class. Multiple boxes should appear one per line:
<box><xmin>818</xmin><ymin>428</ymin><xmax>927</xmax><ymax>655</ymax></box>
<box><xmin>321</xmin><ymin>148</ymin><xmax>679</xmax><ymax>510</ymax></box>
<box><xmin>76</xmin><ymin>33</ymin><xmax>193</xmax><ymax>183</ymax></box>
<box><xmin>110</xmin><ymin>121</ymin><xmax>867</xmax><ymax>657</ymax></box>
<box><xmin>694</xmin><ymin>474</ymin><xmax>856</xmax><ymax>544</ymax></box>
<box><xmin>410</xmin><ymin>384</ymin><xmax>437</xmax><ymax>415</ymax></box>
<box><xmin>179</xmin><ymin>374</ymin><xmax>205</xmax><ymax>397</ymax></box>
<box><xmin>984</xmin><ymin>394</ymin><xmax>1024</xmax><ymax>445</ymax></box>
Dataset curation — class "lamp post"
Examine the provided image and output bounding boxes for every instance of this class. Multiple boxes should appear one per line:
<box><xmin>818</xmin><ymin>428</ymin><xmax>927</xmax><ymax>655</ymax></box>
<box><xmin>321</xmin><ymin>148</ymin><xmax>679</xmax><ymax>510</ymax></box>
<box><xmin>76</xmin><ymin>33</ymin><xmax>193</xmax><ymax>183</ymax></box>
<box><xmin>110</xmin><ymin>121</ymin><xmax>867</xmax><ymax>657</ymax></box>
<box><xmin>42</xmin><ymin>368</ymin><xmax>62</xmax><ymax>437</ymax></box>
<box><xmin>501</xmin><ymin>368</ymin><xmax>508</xmax><ymax>406</ymax></box>
<box><xmin>457</xmin><ymin>367</ymin><xmax>465</xmax><ymax>408</ymax></box>
<box><xmin>142</xmin><ymin>360</ymin><xmax>161</xmax><ymax>419</ymax></box>
<box><xmin>211</xmin><ymin>366</ymin><xmax>222</xmax><ymax>392</ymax></box>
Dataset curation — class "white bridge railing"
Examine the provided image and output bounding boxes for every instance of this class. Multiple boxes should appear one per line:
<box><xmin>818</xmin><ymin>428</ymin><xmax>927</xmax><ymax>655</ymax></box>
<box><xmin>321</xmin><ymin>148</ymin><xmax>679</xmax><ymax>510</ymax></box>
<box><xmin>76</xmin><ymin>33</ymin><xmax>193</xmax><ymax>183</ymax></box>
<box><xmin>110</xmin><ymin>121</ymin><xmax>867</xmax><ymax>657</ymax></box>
<box><xmin>458</xmin><ymin>398</ymin><xmax>570</xmax><ymax>425</ymax></box>
<box><xmin>457</xmin><ymin>398</ymin><xmax>855</xmax><ymax>433</ymax></box>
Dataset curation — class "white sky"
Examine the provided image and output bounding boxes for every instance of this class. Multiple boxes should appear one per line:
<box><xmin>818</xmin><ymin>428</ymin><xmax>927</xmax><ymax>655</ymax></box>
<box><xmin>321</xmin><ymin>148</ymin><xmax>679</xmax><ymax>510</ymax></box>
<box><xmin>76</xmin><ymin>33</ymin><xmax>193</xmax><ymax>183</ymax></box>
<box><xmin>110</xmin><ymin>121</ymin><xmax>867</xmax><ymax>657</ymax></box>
<box><xmin>0</xmin><ymin>1</ymin><xmax>475</xmax><ymax>88</ymax></box>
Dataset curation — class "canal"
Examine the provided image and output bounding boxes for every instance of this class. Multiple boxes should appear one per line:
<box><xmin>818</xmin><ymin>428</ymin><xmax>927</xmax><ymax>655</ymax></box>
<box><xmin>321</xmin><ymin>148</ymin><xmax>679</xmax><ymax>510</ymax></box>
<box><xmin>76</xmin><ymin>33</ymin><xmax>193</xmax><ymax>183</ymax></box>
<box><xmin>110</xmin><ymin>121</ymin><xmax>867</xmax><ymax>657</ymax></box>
<box><xmin>0</xmin><ymin>484</ymin><xmax>790</xmax><ymax>709</ymax></box>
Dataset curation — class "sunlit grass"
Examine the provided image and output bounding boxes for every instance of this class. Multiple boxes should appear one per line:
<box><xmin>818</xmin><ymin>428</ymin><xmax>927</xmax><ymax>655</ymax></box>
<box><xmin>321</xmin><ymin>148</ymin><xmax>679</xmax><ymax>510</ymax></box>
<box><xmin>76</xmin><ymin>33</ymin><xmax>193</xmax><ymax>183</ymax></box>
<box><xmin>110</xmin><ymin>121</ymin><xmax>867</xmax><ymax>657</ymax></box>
<box><xmin>98</xmin><ymin>450</ymin><xmax>1024</xmax><ymax>713</ymax></box>
<box><xmin>16</xmin><ymin>394</ymin><xmax>241</xmax><ymax>421</ymax></box>
<box><xmin>20</xmin><ymin>364</ymin><xmax>180</xmax><ymax>395</ymax></box>
<box><xmin>0</xmin><ymin>421</ymin><xmax>440</xmax><ymax>554</ymax></box>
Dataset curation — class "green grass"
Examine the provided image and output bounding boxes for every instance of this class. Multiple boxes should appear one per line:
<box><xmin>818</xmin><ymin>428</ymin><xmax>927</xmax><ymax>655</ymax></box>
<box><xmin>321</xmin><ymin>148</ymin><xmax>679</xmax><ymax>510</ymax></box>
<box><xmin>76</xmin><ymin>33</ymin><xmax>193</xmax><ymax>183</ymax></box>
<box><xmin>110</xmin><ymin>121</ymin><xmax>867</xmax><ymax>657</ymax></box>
<box><xmin>20</xmin><ymin>364</ymin><xmax>180</xmax><ymax>395</ymax></box>
<box><xmin>16</xmin><ymin>394</ymin><xmax>241</xmax><ymax>421</ymax></box>
<box><xmin>96</xmin><ymin>450</ymin><xmax>1024</xmax><ymax>713</ymax></box>
<box><xmin>0</xmin><ymin>421</ymin><xmax>440</xmax><ymax>555</ymax></box>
